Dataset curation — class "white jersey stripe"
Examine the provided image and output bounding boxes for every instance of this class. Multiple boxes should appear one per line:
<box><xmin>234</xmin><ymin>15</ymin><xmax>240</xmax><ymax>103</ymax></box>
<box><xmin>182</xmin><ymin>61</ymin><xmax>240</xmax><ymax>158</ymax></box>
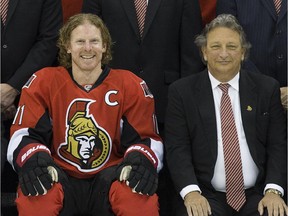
<box><xmin>7</xmin><ymin>128</ymin><xmax>30</xmax><ymax>169</ymax></box>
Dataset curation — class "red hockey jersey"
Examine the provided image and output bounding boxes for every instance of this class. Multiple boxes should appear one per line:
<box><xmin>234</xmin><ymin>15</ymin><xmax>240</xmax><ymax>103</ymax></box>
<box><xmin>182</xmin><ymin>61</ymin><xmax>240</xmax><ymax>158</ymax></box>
<box><xmin>8</xmin><ymin>66</ymin><xmax>163</xmax><ymax>178</ymax></box>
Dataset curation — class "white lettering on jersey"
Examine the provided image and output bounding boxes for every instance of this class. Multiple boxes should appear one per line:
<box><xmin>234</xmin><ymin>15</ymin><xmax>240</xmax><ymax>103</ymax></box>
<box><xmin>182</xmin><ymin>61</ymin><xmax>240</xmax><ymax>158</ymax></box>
<box><xmin>105</xmin><ymin>90</ymin><xmax>119</xmax><ymax>106</ymax></box>
<box><xmin>12</xmin><ymin>105</ymin><xmax>25</xmax><ymax>125</ymax></box>
<box><xmin>126</xmin><ymin>145</ymin><xmax>157</xmax><ymax>165</ymax></box>
<box><xmin>21</xmin><ymin>145</ymin><xmax>50</xmax><ymax>162</ymax></box>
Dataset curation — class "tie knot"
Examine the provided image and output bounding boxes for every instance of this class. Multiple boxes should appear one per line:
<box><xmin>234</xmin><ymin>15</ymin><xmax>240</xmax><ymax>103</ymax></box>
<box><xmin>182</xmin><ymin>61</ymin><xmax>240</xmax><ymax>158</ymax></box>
<box><xmin>219</xmin><ymin>83</ymin><xmax>230</xmax><ymax>94</ymax></box>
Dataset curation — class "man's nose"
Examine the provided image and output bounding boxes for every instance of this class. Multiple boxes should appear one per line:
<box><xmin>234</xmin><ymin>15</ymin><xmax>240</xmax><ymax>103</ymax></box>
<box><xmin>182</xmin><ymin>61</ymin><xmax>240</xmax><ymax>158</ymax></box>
<box><xmin>84</xmin><ymin>42</ymin><xmax>92</xmax><ymax>51</ymax></box>
<box><xmin>219</xmin><ymin>48</ymin><xmax>229</xmax><ymax>58</ymax></box>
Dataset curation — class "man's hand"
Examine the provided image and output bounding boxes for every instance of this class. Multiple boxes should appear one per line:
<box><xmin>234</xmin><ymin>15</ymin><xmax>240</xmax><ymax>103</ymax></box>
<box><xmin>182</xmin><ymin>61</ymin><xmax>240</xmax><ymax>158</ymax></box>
<box><xmin>2</xmin><ymin>104</ymin><xmax>16</xmax><ymax>120</ymax></box>
<box><xmin>184</xmin><ymin>191</ymin><xmax>212</xmax><ymax>216</ymax></box>
<box><xmin>258</xmin><ymin>192</ymin><xmax>288</xmax><ymax>216</ymax></box>
<box><xmin>280</xmin><ymin>87</ymin><xmax>288</xmax><ymax>111</ymax></box>
<box><xmin>0</xmin><ymin>83</ymin><xmax>18</xmax><ymax>113</ymax></box>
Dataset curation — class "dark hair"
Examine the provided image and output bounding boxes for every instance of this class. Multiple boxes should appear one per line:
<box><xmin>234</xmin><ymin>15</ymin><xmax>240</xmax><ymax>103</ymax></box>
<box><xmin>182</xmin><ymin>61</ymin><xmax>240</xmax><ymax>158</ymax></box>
<box><xmin>57</xmin><ymin>13</ymin><xmax>113</xmax><ymax>68</ymax></box>
<box><xmin>194</xmin><ymin>14</ymin><xmax>251</xmax><ymax>63</ymax></box>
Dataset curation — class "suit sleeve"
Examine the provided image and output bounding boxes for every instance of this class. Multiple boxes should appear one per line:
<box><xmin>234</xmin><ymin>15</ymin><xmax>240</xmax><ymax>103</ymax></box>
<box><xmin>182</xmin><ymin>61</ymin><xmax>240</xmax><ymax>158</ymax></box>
<box><xmin>264</xmin><ymin>82</ymin><xmax>287</xmax><ymax>190</ymax></box>
<box><xmin>180</xmin><ymin>0</ymin><xmax>205</xmax><ymax>77</ymax></box>
<box><xmin>7</xmin><ymin>0</ymin><xmax>63</xmax><ymax>91</ymax></box>
<box><xmin>165</xmin><ymin>83</ymin><xmax>199</xmax><ymax>192</ymax></box>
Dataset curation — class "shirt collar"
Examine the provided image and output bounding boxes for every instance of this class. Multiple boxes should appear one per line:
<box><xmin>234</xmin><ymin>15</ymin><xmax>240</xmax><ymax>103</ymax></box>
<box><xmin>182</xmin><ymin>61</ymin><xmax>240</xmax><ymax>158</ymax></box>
<box><xmin>208</xmin><ymin>71</ymin><xmax>239</xmax><ymax>92</ymax></box>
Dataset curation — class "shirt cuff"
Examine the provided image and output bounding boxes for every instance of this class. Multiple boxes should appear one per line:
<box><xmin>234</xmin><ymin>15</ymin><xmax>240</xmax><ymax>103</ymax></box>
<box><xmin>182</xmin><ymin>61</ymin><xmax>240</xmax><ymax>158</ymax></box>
<box><xmin>264</xmin><ymin>184</ymin><xmax>284</xmax><ymax>196</ymax></box>
<box><xmin>180</xmin><ymin>184</ymin><xmax>202</xmax><ymax>199</ymax></box>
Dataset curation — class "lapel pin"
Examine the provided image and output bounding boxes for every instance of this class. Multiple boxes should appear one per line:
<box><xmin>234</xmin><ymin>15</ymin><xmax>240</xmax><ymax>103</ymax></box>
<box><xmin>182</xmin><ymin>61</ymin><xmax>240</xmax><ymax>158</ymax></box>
<box><xmin>247</xmin><ymin>105</ymin><xmax>252</xmax><ymax>111</ymax></box>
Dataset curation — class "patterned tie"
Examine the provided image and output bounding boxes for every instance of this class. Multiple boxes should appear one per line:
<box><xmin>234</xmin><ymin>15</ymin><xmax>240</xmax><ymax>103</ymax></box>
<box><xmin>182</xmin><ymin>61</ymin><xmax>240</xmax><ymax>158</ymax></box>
<box><xmin>274</xmin><ymin>0</ymin><xmax>282</xmax><ymax>15</ymax></box>
<box><xmin>219</xmin><ymin>83</ymin><xmax>246</xmax><ymax>211</ymax></box>
<box><xmin>134</xmin><ymin>0</ymin><xmax>147</xmax><ymax>37</ymax></box>
<box><xmin>0</xmin><ymin>0</ymin><xmax>9</xmax><ymax>25</ymax></box>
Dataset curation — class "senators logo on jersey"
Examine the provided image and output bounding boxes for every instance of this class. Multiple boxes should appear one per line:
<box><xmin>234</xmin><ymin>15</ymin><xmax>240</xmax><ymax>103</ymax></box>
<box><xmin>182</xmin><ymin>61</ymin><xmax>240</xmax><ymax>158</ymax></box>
<box><xmin>58</xmin><ymin>99</ymin><xmax>112</xmax><ymax>172</ymax></box>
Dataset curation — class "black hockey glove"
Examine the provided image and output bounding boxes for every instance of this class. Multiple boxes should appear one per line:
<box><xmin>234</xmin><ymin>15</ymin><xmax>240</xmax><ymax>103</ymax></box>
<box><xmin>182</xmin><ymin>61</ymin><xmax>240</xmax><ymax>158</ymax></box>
<box><xmin>116</xmin><ymin>149</ymin><xmax>158</xmax><ymax>196</ymax></box>
<box><xmin>15</xmin><ymin>151</ymin><xmax>62</xmax><ymax>196</ymax></box>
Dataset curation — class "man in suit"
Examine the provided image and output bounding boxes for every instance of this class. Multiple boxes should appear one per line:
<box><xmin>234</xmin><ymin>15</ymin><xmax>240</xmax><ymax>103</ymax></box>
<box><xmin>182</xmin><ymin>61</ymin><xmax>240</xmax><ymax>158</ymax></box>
<box><xmin>82</xmin><ymin>1</ymin><xmax>204</xmax><ymax>215</ymax></box>
<box><xmin>216</xmin><ymin>0</ymin><xmax>287</xmax><ymax>111</ymax></box>
<box><xmin>1</xmin><ymin>0</ymin><xmax>63</xmax><ymax>117</ymax></box>
<box><xmin>81</xmin><ymin>0</ymin><xmax>204</xmax><ymax>128</ymax></box>
<box><xmin>165</xmin><ymin>14</ymin><xmax>287</xmax><ymax>216</ymax></box>
<box><xmin>1</xmin><ymin>0</ymin><xmax>63</xmax><ymax>139</ymax></box>
<box><xmin>1</xmin><ymin>0</ymin><xmax>62</xmax><ymax>213</ymax></box>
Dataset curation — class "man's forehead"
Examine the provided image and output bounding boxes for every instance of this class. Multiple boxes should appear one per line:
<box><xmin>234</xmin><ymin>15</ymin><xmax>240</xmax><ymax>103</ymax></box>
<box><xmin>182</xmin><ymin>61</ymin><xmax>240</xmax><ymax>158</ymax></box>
<box><xmin>207</xmin><ymin>27</ymin><xmax>241</xmax><ymax>42</ymax></box>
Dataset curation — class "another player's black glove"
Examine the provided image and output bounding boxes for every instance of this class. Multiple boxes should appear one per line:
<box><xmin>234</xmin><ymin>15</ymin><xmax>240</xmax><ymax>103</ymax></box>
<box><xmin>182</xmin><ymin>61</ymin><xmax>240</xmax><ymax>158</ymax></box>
<box><xmin>116</xmin><ymin>147</ymin><xmax>158</xmax><ymax>196</ymax></box>
<box><xmin>15</xmin><ymin>151</ymin><xmax>62</xmax><ymax>196</ymax></box>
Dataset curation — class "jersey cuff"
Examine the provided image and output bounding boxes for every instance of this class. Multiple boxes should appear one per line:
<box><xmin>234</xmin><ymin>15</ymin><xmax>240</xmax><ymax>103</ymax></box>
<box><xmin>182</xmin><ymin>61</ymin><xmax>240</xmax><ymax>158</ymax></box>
<box><xmin>124</xmin><ymin>144</ymin><xmax>158</xmax><ymax>168</ymax></box>
<box><xmin>16</xmin><ymin>143</ymin><xmax>51</xmax><ymax>167</ymax></box>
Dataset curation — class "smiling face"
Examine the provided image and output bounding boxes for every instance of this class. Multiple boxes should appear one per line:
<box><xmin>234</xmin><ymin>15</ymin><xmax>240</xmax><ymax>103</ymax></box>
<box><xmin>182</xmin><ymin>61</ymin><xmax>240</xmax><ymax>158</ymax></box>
<box><xmin>202</xmin><ymin>27</ymin><xmax>245</xmax><ymax>82</ymax></box>
<box><xmin>67</xmin><ymin>22</ymin><xmax>106</xmax><ymax>74</ymax></box>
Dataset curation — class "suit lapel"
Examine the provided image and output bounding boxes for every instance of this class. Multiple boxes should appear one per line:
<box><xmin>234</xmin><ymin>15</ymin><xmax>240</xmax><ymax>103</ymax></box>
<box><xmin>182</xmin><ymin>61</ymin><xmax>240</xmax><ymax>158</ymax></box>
<box><xmin>142</xmin><ymin>0</ymin><xmax>162</xmax><ymax>39</ymax></box>
<box><xmin>239</xmin><ymin>70</ymin><xmax>258</xmax><ymax>158</ymax></box>
<box><xmin>5</xmin><ymin>0</ymin><xmax>18</xmax><ymax>26</ymax></box>
<box><xmin>261</xmin><ymin>0</ymin><xmax>278</xmax><ymax>20</ymax></box>
<box><xmin>196</xmin><ymin>71</ymin><xmax>218</xmax><ymax>160</ymax></box>
<box><xmin>121</xmin><ymin>0</ymin><xmax>162</xmax><ymax>39</ymax></box>
<box><xmin>121</xmin><ymin>0</ymin><xmax>140</xmax><ymax>38</ymax></box>
<box><xmin>278</xmin><ymin>0</ymin><xmax>287</xmax><ymax>22</ymax></box>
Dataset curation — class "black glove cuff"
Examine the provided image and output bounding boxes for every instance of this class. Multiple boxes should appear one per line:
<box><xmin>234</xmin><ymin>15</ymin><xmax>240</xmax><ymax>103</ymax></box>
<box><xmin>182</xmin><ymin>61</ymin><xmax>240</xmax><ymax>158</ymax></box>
<box><xmin>15</xmin><ymin>143</ymin><xmax>51</xmax><ymax>171</ymax></box>
<box><xmin>124</xmin><ymin>144</ymin><xmax>158</xmax><ymax>169</ymax></box>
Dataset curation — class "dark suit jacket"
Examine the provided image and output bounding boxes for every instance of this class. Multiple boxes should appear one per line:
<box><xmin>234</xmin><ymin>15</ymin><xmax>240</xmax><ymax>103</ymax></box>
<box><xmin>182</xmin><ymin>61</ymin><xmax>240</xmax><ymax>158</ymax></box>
<box><xmin>216</xmin><ymin>0</ymin><xmax>287</xmax><ymax>87</ymax></box>
<box><xmin>82</xmin><ymin>0</ymin><xmax>204</xmax><ymax>122</ymax></box>
<box><xmin>165</xmin><ymin>69</ymin><xmax>287</xmax><ymax>194</ymax></box>
<box><xmin>1</xmin><ymin>0</ymin><xmax>63</xmax><ymax>91</ymax></box>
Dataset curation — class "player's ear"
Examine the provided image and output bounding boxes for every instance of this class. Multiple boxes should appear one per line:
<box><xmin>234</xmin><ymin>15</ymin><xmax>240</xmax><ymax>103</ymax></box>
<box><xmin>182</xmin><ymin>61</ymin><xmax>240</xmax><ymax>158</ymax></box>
<box><xmin>102</xmin><ymin>43</ymin><xmax>107</xmax><ymax>52</ymax></box>
<box><xmin>202</xmin><ymin>47</ymin><xmax>207</xmax><ymax>61</ymax></box>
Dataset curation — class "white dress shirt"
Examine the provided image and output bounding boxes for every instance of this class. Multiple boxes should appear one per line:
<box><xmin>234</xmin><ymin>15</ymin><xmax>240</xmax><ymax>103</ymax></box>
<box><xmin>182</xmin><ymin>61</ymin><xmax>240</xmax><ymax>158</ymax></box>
<box><xmin>209</xmin><ymin>72</ymin><xmax>259</xmax><ymax>192</ymax></box>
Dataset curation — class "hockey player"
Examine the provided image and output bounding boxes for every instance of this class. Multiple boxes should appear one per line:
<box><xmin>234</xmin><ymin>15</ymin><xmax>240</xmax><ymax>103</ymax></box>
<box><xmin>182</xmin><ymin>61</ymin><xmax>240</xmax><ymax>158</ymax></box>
<box><xmin>7</xmin><ymin>13</ymin><xmax>163</xmax><ymax>216</ymax></box>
